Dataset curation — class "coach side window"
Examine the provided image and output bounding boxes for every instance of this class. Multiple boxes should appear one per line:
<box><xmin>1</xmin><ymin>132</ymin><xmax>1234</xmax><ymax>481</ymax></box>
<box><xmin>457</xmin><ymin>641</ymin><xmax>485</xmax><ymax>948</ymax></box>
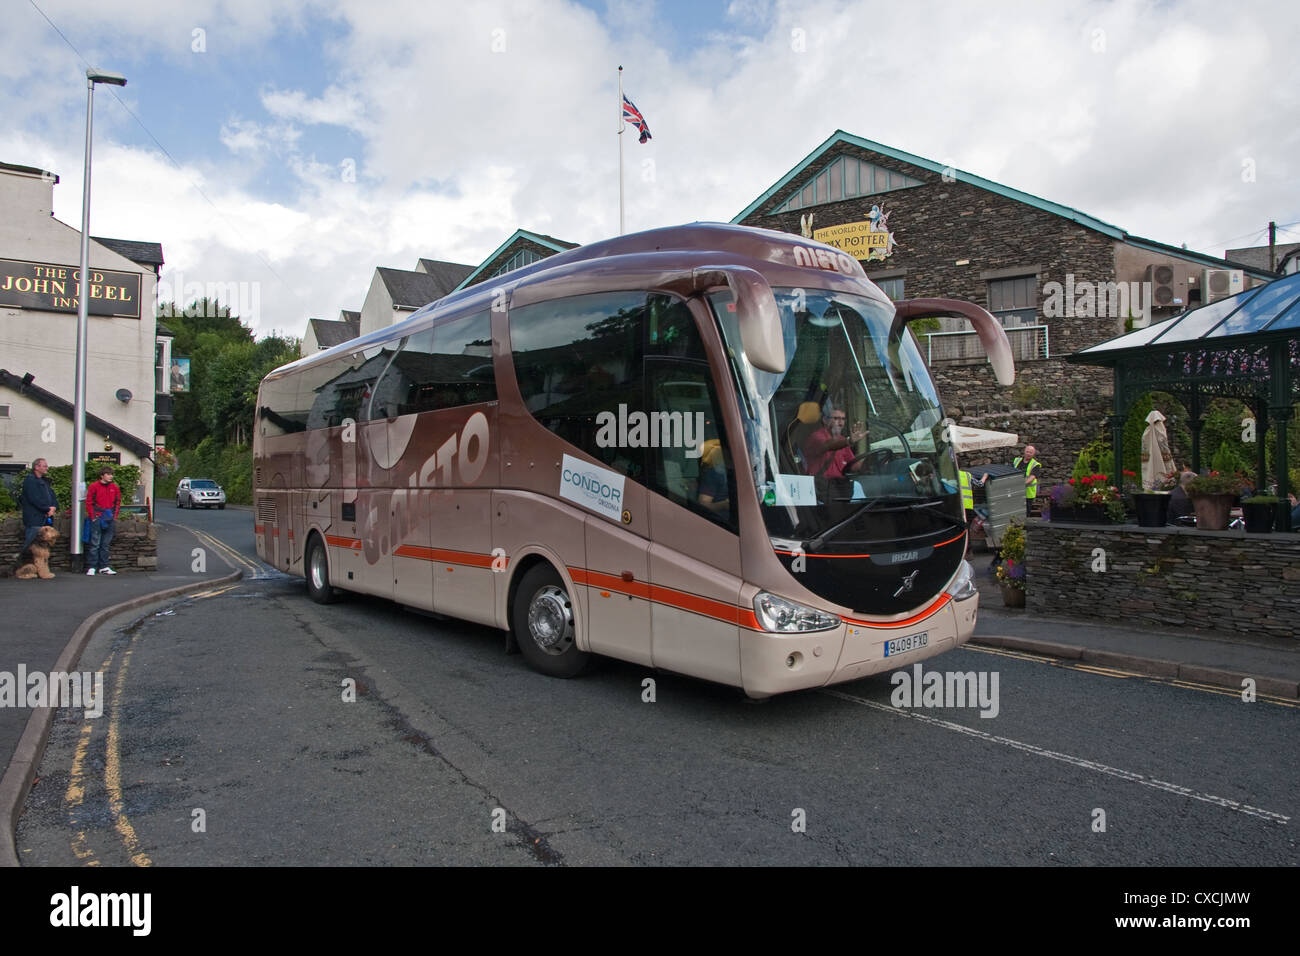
<box><xmin>510</xmin><ymin>291</ymin><xmax>648</xmax><ymax>481</ymax></box>
<box><xmin>384</xmin><ymin>311</ymin><xmax>496</xmax><ymax>415</ymax></box>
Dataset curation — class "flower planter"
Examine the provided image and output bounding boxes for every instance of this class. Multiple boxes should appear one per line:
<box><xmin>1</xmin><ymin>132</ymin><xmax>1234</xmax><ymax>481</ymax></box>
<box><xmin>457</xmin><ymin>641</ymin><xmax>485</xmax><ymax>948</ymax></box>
<box><xmin>1190</xmin><ymin>493</ymin><xmax>1236</xmax><ymax>531</ymax></box>
<box><xmin>1242</xmin><ymin>501</ymin><xmax>1276</xmax><ymax>534</ymax></box>
<box><xmin>1133</xmin><ymin>492</ymin><xmax>1171</xmax><ymax>528</ymax></box>
<box><xmin>999</xmin><ymin>583</ymin><xmax>1025</xmax><ymax>608</ymax></box>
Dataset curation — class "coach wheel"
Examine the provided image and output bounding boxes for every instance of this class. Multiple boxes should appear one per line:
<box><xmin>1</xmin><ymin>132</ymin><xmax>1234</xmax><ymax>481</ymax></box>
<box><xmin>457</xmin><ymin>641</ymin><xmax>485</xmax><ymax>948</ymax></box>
<box><xmin>306</xmin><ymin>536</ymin><xmax>339</xmax><ymax>604</ymax></box>
<box><xmin>512</xmin><ymin>564</ymin><xmax>590</xmax><ymax>678</ymax></box>
<box><xmin>176</xmin><ymin>496</ymin><xmax>184</xmax><ymax>509</ymax></box>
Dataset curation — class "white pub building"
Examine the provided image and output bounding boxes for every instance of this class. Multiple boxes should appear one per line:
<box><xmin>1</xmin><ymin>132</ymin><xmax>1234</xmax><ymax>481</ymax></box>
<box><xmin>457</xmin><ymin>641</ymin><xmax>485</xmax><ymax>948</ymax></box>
<box><xmin>0</xmin><ymin>160</ymin><xmax>169</xmax><ymax>508</ymax></box>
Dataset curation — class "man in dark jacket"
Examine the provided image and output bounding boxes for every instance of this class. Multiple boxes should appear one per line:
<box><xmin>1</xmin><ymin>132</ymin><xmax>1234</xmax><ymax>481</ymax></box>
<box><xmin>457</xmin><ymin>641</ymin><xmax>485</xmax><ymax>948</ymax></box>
<box><xmin>19</xmin><ymin>457</ymin><xmax>59</xmax><ymax>554</ymax></box>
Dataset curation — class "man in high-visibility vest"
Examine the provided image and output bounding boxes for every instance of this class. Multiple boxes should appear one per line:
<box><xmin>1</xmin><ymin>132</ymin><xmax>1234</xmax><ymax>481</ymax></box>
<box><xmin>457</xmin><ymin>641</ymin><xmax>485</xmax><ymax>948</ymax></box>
<box><xmin>959</xmin><ymin>469</ymin><xmax>989</xmax><ymax>553</ymax></box>
<box><xmin>1012</xmin><ymin>445</ymin><xmax>1042</xmax><ymax>517</ymax></box>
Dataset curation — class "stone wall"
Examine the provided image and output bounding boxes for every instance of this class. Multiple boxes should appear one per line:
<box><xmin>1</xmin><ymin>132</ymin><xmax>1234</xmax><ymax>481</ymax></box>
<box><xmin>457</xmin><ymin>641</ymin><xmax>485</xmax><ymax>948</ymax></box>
<box><xmin>0</xmin><ymin>514</ymin><xmax>157</xmax><ymax>576</ymax></box>
<box><xmin>1025</xmin><ymin>521</ymin><xmax>1300</xmax><ymax>640</ymax></box>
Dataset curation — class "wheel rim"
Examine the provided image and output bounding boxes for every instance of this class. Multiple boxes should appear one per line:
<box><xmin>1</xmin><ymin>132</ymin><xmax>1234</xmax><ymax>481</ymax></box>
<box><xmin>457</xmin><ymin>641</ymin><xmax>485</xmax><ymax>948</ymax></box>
<box><xmin>527</xmin><ymin>585</ymin><xmax>573</xmax><ymax>655</ymax></box>
<box><xmin>310</xmin><ymin>545</ymin><xmax>327</xmax><ymax>592</ymax></box>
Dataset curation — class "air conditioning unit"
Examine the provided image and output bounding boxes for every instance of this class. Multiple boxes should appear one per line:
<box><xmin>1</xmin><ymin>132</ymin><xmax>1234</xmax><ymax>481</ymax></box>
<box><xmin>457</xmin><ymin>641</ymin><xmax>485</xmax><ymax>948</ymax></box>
<box><xmin>1202</xmin><ymin>268</ymin><xmax>1244</xmax><ymax>303</ymax></box>
<box><xmin>1144</xmin><ymin>263</ymin><xmax>1187</xmax><ymax>310</ymax></box>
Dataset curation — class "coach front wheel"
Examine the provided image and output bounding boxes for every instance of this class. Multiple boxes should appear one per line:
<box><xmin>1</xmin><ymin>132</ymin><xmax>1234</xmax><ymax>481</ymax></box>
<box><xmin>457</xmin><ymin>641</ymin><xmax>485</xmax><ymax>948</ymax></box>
<box><xmin>305</xmin><ymin>536</ymin><xmax>340</xmax><ymax>604</ymax></box>
<box><xmin>512</xmin><ymin>564</ymin><xmax>590</xmax><ymax>678</ymax></box>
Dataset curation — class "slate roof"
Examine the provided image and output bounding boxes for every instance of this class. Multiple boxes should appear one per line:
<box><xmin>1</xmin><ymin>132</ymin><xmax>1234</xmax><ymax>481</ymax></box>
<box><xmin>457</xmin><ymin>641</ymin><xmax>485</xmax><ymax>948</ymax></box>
<box><xmin>377</xmin><ymin>267</ymin><xmax>441</xmax><ymax>309</ymax></box>
<box><xmin>416</xmin><ymin>259</ymin><xmax>476</xmax><ymax>298</ymax></box>
<box><xmin>734</xmin><ymin>130</ymin><xmax>1276</xmax><ymax>280</ymax></box>
<box><xmin>0</xmin><ymin>369</ymin><xmax>153</xmax><ymax>458</ymax></box>
<box><xmin>91</xmin><ymin>237</ymin><xmax>165</xmax><ymax>268</ymax></box>
<box><xmin>309</xmin><ymin>317</ymin><xmax>360</xmax><ymax>349</ymax></box>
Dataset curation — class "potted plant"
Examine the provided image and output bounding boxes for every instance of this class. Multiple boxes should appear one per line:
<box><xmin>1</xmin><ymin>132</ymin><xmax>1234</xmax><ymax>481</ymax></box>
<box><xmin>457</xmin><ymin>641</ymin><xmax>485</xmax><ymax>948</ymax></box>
<box><xmin>995</xmin><ymin>522</ymin><xmax>1027</xmax><ymax>607</ymax></box>
<box><xmin>1241</xmin><ymin>495</ymin><xmax>1278</xmax><ymax>533</ymax></box>
<box><xmin>1133</xmin><ymin>470</ymin><xmax>1178</xmax><ymax>528</ymax></box>
<box><xmin>1185</xmin><ymin>471</ymin><xmax>1243</xmax><ymax>531</ymax></box>
<box><xmin>1051</xmin><ymin>474</ymin><xmax>1125</xmax><ymax>523</ymax></box>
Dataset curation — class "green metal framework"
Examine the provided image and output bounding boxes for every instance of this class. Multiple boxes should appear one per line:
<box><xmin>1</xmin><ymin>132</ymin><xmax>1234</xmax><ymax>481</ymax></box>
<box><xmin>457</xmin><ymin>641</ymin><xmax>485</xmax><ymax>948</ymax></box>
<box><xmin>1068</xmin><ymin>271</ymin><xmax>1300</xmax><ymax>531</ymax></box>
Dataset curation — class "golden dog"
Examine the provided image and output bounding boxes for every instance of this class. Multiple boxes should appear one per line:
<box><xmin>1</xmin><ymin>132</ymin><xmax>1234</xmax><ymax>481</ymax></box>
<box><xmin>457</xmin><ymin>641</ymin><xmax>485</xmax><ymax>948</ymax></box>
<box><xmin>15</xmin><ymin>525</ymin><xmax>58</xmax><ymax>580</ymax></box>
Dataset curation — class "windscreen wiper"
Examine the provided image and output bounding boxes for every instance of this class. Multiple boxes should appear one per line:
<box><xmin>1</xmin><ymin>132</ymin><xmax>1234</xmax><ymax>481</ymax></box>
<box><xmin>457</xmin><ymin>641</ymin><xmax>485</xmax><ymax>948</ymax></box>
<box><xmin>803</xmin><ymin>496</ymin><xmax>910</xmax><ymax>552</ymax></box>
<box><xmin>803</xmin><ymin>497</ymin><xmax>962</xmax><ymax>552</ymax></box>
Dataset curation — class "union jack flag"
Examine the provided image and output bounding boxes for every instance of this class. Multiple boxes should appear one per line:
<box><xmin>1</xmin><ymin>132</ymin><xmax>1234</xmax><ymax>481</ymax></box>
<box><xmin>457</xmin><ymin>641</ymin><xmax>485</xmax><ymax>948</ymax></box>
<box><xmin>622</xmin><ymin>94</ymin><xmax>652</xmax><ymax>144</ymax></box>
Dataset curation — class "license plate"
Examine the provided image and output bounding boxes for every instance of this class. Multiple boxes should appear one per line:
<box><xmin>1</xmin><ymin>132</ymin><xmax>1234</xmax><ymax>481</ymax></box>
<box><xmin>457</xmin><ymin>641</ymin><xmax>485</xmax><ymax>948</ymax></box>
<box><xmin>884</xmin><ymin>631</ymin><xmax>928</xmax><ymax>657</ymax></box>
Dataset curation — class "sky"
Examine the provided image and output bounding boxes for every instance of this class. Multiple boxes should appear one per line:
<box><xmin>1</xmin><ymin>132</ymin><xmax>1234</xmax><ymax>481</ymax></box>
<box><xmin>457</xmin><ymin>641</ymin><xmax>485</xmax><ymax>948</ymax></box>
<box><xmin>3</xmin><ymin>0</ymin><xmax>1298</xmax><ymax>340</ymax></box>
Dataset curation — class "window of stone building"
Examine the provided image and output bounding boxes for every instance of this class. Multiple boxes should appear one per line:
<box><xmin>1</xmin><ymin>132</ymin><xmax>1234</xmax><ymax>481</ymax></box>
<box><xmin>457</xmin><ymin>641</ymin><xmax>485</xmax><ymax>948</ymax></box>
<box><xmin>491</xmin><ymin>248</ymin><xmax>543</xmax><ymax>278</ymax></box>
<box><xmin>874</xmin><ymin>277</ymin><xmax>904</xmax><ymax>301</ymax></box>
<box><xmin>775</xmin><ymin>156</ymin><xmax>924</xmax><ymax>214</ymax></box>
<box><xmin>987</xmin><ymin>275</ymin><xmax>1038</xmax><ymax>326</ymax></box>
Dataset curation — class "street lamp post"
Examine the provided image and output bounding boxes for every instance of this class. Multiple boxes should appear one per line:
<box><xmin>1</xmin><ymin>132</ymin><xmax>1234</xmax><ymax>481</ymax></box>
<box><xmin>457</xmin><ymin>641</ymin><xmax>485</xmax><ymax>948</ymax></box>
<box><xmin>72</xmin><ymin>68</ymin><xmax>126</xmax><ymax>565</ymax></box>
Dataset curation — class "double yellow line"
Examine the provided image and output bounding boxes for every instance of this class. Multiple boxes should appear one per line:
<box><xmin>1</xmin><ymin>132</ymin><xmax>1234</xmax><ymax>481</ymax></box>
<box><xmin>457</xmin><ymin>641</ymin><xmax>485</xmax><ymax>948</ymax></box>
<box><xmin>188</xmin><ymin>526</ymin><xmax>273</xmax><ymax>579</ymax></box>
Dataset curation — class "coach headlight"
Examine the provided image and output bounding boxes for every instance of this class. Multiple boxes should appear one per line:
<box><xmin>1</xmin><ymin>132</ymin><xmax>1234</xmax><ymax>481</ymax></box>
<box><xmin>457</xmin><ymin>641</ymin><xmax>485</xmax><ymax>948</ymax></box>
<box><xmin>945</xmin><ymin>560</ymin><xmax>978</xmax><ymax>601</ymax></box>
<box><xmin>753</xmin><ymin>592</ymin><xmax>840</xmax><ymax>633</ymax></box>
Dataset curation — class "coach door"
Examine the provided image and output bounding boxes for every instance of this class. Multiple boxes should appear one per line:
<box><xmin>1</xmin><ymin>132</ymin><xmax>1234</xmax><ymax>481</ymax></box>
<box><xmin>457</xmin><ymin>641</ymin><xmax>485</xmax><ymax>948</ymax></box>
<box><xmin>641</xmin><ymin>300</ymin><xmax>744</xmax><ymax>686</ymax></box>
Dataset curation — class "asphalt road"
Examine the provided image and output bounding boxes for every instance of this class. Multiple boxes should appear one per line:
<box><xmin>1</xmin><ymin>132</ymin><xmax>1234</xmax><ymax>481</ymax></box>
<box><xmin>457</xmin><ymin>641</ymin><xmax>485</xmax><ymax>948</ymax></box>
<box><xmin>15</xmin><ymin>504</ymin><xmax>1300</xmax><ymax>865</ymax></box>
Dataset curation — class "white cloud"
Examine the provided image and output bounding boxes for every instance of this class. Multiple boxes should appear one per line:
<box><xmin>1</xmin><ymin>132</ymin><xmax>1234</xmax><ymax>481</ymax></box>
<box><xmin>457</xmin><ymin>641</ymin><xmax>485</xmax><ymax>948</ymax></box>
<box><xmin>3</xmin><ymin>0</ymin><xmax>1298</xmax><ymax>344</ymax></box>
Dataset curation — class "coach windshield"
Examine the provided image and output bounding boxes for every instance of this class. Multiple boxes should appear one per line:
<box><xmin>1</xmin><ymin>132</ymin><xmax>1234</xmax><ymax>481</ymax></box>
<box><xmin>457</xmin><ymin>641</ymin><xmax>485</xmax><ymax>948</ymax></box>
<box><xmin>710</xmin><ymin>287</ymin><xmax>964</xmax><ymax>550</ymax></box>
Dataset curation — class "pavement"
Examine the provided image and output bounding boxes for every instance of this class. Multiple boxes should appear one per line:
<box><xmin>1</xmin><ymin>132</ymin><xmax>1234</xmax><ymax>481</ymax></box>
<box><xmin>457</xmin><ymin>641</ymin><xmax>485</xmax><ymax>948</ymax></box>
<box><xmin>0</xmin><ymin>515</ymin><xmax>1297</xmax><ymax>866</ymax></box>
<box><xmin>0</xmin><ymin>519</ymin><xmax>242</xmax><ymax>866</ymax></box>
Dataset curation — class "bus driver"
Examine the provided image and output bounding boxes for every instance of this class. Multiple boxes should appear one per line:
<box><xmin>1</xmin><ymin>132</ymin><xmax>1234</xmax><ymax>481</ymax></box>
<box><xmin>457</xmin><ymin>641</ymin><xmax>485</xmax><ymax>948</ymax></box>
<box><xmin>802</xmin><ymin>406</ymin><xmax>869</xmax><ymax>478</ymax></box>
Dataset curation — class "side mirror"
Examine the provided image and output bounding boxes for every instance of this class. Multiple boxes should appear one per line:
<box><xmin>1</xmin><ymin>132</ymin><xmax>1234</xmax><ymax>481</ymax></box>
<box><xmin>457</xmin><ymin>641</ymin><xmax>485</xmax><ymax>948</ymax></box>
<box><xmin>691</xmin><ymin>266</ymin><xmax>786</xmax><ymax>374</ymax></box>
<box><xmin>891</xmin><ymin>298</ymin><xmax>1016</xmax><ymax>386</ymax></box>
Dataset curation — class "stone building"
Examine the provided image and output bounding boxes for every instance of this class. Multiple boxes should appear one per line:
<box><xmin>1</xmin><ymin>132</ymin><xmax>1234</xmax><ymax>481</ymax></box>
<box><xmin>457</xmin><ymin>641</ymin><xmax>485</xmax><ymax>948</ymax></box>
<box><xmin>732</xmin><ymin>130</ymin><xmax>1277</xmax><ymax>474</ymax></box>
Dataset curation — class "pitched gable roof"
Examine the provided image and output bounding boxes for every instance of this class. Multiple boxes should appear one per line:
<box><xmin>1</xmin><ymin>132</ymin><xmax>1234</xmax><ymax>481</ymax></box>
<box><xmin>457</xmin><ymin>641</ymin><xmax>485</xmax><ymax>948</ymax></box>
<box><xmin>309</xmin><ymin>317</ymin><xmax>359</xmax><ymax>349</ymax></box>
<box><xmin>91</xmin><ymin>236</ymin><xmax>165</xmax><ymax>267</ymax></box>
<box><xmin>416</xmin><ymin>259</ymin><xmax>476</xmax><ymax>298</ymax></box>
<box><xmin>376</xmin><ymin>267</ymin><xmax>441</xmax><ymax>310</ymax></box>
<box><xmin>0</xmin><ymin>368</ymin><xmax>153</xmax><ymax>458</ymax></box>
<box><xmin>734</xmin><ymin>129</ymin><xmax>1277</xmax><ymax>281</ymax></box>
<box><xmin>454</xmin><ymin>229</ymin><xmax>579</xmax><ymax>291</ymax></box>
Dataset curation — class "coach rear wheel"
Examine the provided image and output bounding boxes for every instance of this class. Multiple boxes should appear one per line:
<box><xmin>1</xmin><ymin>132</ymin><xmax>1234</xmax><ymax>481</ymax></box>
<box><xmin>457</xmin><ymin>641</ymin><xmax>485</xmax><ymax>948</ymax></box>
<box><xmin>305</xmin><ymin>536</ymin><xmax>339</xmax><ymax>604</ymax></box>
<box><xmin>512</xmin><ymin>564</ymin><xmax>590</xmax><ymax>678</ymax></box>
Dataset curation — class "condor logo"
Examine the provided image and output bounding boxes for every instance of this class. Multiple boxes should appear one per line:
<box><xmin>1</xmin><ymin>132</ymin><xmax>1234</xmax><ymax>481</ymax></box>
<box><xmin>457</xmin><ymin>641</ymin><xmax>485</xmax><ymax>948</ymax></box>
<box><xmin>792</xmin><ymin>245</ymin><xmax>858</xmax><ymax>276</ymax></box>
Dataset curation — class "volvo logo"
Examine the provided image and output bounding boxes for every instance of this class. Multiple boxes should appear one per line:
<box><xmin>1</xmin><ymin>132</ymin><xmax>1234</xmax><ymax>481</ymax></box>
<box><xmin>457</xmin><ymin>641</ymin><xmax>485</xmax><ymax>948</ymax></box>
<box><xmin>893</xmin><ymin>570</ymin><xmax>919</xmax><ymax>598</ymax></box>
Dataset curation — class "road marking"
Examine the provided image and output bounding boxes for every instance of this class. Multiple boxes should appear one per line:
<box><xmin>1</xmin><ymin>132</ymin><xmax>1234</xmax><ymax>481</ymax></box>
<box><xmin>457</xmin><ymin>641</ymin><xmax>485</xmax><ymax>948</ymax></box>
<box><xmin>104</xmin><ymin>638</ymin><xmax>153</xmax><ymax>867</ymax></box>
<box><xmin>64</xmin><ymin>649</ymin><xmax>117</xmax><ymax>867</ymax></box>
<box><xmin>966</xmin><ymin>644</ymin><xmax>1299</xmax><ymax>708</ymax></box>
<box><xmin>821</xmin><ymin>688</ymin><xmax>1291</xmax><ymax>825</ymax></box>
<box><xmin>185</xmin><ymin>525</ymin><xmax>285</xmax><ymax>580</ymax></box>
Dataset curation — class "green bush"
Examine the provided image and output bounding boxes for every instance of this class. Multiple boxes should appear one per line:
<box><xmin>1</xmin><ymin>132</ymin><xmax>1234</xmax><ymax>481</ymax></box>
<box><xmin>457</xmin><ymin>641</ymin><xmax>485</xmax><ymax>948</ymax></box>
<box><xmin>8</xmin><ymin>463</ymin><xmax>140</xmax><ymax>512</ymax></box>
<box><xmin>0</xmin><ymin>480</ymin><xmax>15</xmax><ymax>514</ymax></box>
<box><xmin>1210</xmin><ymin>442</ymin><xmax>1249</xmax><ymax>477</ymax></box>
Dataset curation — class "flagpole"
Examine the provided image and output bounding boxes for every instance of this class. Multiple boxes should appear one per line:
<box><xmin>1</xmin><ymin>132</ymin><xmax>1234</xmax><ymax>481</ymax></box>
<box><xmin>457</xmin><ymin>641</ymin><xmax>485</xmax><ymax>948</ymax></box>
<box><xmin>618</xmin><ymin>65</ymin><xmax>625</xmax><ymax>236</ymax></box>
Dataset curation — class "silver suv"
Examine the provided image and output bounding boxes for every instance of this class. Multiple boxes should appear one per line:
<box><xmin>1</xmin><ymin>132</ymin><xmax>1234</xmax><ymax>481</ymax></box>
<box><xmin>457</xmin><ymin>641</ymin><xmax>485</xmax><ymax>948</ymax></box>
<box><xmin>177</xmin><ymin>477</ymin><xmax>227</xmax><ymax>509</ymax></box>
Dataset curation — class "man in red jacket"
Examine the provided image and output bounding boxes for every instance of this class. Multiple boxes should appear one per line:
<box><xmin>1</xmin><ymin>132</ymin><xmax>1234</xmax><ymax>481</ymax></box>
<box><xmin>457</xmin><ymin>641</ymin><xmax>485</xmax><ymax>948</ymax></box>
<box><xmin>85</xmin><ymin>466</ymin><xmax>122</xmax><ymax>575</ymax></box>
